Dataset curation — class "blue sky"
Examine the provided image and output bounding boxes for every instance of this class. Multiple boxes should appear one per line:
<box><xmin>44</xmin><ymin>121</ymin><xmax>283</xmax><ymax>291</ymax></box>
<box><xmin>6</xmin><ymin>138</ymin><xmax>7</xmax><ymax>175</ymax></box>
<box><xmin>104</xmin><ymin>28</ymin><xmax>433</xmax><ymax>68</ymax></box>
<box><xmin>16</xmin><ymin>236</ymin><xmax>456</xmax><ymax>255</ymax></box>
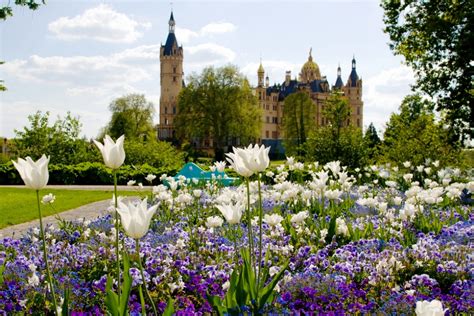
<box><xmin>0</xmin><ymin>0</ymin><xmax>414</xmax><ymax>138</ymax></box>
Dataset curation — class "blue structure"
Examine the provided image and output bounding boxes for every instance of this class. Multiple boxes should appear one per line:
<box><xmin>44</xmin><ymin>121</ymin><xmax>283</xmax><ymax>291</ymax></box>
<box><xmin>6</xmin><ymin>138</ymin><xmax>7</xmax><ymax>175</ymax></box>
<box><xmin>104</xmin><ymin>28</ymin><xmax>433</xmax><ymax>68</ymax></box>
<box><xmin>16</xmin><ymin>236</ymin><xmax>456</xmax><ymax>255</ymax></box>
<box><xmin>166</xmin><ymin>162</ymin><xmax>237</xmax><ymax>187</ymax></box>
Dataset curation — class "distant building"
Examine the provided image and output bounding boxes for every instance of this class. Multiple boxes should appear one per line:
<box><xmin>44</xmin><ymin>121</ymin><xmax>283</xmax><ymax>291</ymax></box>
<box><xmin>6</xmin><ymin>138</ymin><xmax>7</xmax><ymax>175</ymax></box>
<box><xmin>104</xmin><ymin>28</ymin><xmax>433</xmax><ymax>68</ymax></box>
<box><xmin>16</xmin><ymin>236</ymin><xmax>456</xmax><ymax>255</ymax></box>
<box><xmin>255</xmin><ymin>49</ymin><xmax>363</xmax><ymax>155</ymax></box>
<box><xmin>157</xmin><ymin>12</ymin><xmax>363</xmax><ymax>155</ymax></box>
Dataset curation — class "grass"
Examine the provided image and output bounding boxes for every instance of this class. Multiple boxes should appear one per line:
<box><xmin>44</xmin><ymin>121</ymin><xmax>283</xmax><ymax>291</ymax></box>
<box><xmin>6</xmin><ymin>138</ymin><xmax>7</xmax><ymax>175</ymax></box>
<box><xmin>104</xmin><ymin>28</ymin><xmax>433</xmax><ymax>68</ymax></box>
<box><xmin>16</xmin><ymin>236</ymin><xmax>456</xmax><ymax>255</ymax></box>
<box><xmin>0</xmin><ymin>188</ymin><xmax>140</xmax><ymax>229</ymax></box>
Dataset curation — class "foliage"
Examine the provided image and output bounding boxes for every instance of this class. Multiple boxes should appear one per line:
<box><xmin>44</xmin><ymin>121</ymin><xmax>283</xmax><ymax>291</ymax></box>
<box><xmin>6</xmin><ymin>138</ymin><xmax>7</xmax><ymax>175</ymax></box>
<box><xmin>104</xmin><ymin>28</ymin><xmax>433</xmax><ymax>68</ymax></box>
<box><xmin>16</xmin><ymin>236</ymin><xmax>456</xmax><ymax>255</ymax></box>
<box><xmin>379</xmin><ymin>94</ymin><xmax>460</xmax><ymax>166</ymax></box>
<box><xmin>104</xmin><ymin>94</ymin><xmax>156</xmax><ymax>141</ymax></box>
<box><xmin>10</xmin><ymin>111</ymin><xmax>100</xmax><ymax>164</ymax></box>
<box><xmin>0</xmin><ymin>162</ymin><xmax>179</xmax><ymax>185</ymax></box>
<box><xmin>0</xmin><ymin>0</ymin><xmax>44</xmax><ymax>20</ymax></box>
<box><xmin>364</xmin><ymin>122</ymin><xmax>381</xmax><ymax>160</ymax></box>
<box><xmin>0</xmin><ymin>61</ymin><xmax>6</xmax><ymax>91</ymax></box>
<box><xmin>282</xmin><ymin>92</ymin><xmax>316</xmax><ymax>157</ymax></box>
<box><xmin>124</xmin><ymin>139</ymin><xmax>184</xmax><ymax>169</ymax></box>
<box><xmin>305</xmin><ymin>126</ymin><xmax>368</xmax><ymax>170</ymax></box>
<box><xmin>381</xmin><ymin>0</ymin><xmax>474</xmax><ymax>141</ymax></box>
<box><xmin>175</xmin><ymin>65</ymin><xmax>261</xmax><ymax>160</ymax></box>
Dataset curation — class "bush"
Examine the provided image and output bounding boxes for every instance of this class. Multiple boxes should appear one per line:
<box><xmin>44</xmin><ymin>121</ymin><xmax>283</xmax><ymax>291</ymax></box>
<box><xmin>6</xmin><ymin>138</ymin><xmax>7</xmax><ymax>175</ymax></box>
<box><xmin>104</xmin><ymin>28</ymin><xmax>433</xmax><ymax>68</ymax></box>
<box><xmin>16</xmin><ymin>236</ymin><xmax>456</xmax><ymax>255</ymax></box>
<box><xmin>0</xmin><ymin>162</ymin><xmax>180</xmax><ymax>185</ymax></box>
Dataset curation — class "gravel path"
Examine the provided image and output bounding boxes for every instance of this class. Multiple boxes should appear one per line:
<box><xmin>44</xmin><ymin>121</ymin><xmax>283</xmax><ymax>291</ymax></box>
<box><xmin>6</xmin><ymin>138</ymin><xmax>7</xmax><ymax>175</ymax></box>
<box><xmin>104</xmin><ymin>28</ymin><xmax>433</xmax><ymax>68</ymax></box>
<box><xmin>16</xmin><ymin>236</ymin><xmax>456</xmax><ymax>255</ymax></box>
<box><xmin>0</xmin><ymin>197</ymin><xmax>140</xmax><ymax>239</ymax></box>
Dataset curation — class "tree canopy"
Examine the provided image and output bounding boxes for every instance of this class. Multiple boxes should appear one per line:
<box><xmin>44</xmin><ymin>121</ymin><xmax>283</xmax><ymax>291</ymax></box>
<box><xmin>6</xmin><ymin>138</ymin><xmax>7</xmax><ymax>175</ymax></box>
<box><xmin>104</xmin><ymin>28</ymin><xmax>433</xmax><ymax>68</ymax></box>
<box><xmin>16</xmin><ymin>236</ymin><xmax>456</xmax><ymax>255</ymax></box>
<box><xmin>104</xmin><ymin>94</ymin><xmax>156</xmax><ymax>141</ymax></box>
<box><xmin>282</xmin><ymin>91</ymin><xmax>315</xmax><ymax>156</ymax></box>
<box><xmin>0</xmin><ymin>0</ymin><xmax>44</xmax><ymax>20</ymax></box>
<box><xmin>379</xmin><ymin>94</ymin><xmax>460</xmax><ymax>166</ymax></box>
<box><xmin>381</xmin><ymin>0</ymin><xmax>474</xmax><ymax>141</ymax></box>
<box><xmin>175</xmin><ymin>65</ymin><xmax>261</xmax><ymax>160</ymax></box>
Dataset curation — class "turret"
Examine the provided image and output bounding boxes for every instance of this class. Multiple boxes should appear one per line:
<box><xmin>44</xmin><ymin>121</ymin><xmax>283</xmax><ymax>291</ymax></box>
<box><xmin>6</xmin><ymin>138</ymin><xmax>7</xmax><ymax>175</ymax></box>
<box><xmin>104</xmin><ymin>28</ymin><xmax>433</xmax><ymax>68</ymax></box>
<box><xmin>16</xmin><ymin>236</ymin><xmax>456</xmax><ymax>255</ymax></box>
<box><xmin>258</xmin><ymin>62</ymin><xmax>264</xmax><ymax>87</ymax></box>
<box><xmin>334</xmin><ymin>63</ymin><xmax>343</xmax><ymax>89</ymax></box>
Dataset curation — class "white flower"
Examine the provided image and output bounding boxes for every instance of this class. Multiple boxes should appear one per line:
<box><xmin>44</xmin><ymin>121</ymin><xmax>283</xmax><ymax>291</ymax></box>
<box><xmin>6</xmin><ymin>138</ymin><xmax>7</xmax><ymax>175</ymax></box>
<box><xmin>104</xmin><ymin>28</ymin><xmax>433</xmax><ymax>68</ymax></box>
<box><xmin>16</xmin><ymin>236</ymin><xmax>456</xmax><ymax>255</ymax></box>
<box><xmin>127</xmin><ymin>180</ymin><xmax>136</xmax><ymax>186</ymax></box>
<box><xmin>145</xmin><ymin>174</ymin><xmax>156</xmax><ymax>183</ymax></box>
<box><xmin>193</xmin><ymin>189</ymin><xmax>202</xmax><ymax>198</ymax></box>
<box><xmin>415</xmin><ymin>299</ymin><xmax>447</xmax><ymax>316</ymax></box>
<box><xmin>269</xmin><ymin>266</ymin><xmax>280</xmax><ymax>277</ymax></box>
<box><xmin>222</xmin><ymin>280</ymin><xmax>230</xmax><ymax>291</ymax></box>
<box><xmin>28</xmin><ymin>273</ymin><xmax>40</xmax><ymax>287</ymax></box>
<box><xmin>263</xmin><ymin>213</ymin><xmax>284</xmax><ymax>227</ymax></box>
<box><xmin>336</xmin><ymin>217</ymin><xmax>349</xmax><ymax>237</ymax></box>
<box><xmin>214</xmin><ymin>161</ymin><xmax>226</xmax><ymax>173</ymax></box>
<box><xmin>41</xmin><ymin>193</ymin><xmax>55</xmax><ymax>204</ymax></box>
<box><xmin>216</xmin><ymin>202</ymin><xmax>243</xmax><ymax>225</ymax></box>
<box><xmin>286</xmin><ymin>156</ymin><xmax>295</xmax><ymax>166</ymax></box>
<box><xmin>226</xmin><ymin>144</ymin><xmax>270</xmax><ymax>177</ymax></box>
<box><xmin>93</xmin><ymin>135</ymin><xmax>126</xmax><ymax>170</ymax></box>
<box><xmin>206</xmin><ymin>216</ymin><xmax>223</xmax><ymax>228</ymax></box>
<box><xmin>290</xmin><ymin>211</ymin><xmax>308</xmax><ymax>224</ymax></box>
<box><xmin>12</xmin><ymin>155</ymin><xmax>50</xmax><ymax>190</ymax></box>
<box><xmin>403</xmin><ymin>161</ymin><xmax>411</xmax><ymax>168</ymax></box>
<box><xmin>116</xmin><ymin>198</ymin><xmax>158</xmax><ymax>239</ymax></box>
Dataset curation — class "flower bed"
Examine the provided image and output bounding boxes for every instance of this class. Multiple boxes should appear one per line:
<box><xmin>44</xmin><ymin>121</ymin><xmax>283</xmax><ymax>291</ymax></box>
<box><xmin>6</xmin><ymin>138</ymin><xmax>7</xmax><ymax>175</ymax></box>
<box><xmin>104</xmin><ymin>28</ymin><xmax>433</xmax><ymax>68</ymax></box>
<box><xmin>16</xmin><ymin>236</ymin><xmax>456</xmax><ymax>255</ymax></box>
<box><xmin>1</xmin><ymin>155</ymin><xmax>473</xmax><ymax>314</ymax></box>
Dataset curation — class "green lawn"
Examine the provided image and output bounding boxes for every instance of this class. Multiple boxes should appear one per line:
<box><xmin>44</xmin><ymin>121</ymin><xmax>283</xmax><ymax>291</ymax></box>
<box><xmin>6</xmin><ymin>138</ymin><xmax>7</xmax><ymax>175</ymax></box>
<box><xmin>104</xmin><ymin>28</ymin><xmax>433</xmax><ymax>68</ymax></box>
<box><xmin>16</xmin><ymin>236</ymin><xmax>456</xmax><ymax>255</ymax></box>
<box><xmin>0</xmin><ymin>188</ymin><xmax>139</xmax><ymax>229</ymax></box>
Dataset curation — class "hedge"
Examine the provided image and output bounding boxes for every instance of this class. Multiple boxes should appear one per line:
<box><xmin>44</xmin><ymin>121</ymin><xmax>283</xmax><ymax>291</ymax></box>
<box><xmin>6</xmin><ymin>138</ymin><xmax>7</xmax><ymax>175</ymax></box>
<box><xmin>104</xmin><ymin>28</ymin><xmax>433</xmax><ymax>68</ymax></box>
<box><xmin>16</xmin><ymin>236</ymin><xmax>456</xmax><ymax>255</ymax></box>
<box><xmin>0</xmin><ymin>162</ymin><xmax>180</xmax><ymax>185</ymax></box>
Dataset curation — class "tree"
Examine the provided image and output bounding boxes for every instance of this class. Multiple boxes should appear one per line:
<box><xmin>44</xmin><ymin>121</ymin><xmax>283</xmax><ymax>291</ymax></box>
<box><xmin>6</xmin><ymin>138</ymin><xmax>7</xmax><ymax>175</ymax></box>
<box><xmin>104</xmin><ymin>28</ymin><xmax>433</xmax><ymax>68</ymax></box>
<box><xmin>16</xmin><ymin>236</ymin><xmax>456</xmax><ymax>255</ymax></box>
<box><xmin>379</xmin><ymin>94</ymin><xmax>460</xmax><ymax>166</ymax></box>
<box><xmin>105</xmin><ymin>94</ymin><xmax>156</xmax><ymax>141</ymax></box>
<box><xmin>175</xmin><ymin>65</ymin><xmax>261</xmax><ymax>160</ymax></box>
<box><xmin>0</xmin><ymin>0</ymin><xmax>44</xmax><ymax>20</ymax></box>
<box><xmin>282</xmin><ymin>91</ymin><xmax>315</xmax><ymax>156</ymax></box>
<box><xmin>323</xmin><ymin>91</ymin><xmax>352</xmax><ymax>158</ymax></box>
<box><xmin>11</xmin><ymin>111</ymin><xmax>99</xmax><ymax>164</ymax></box>
<box><xmin>364</xmin><ymin>123</ymin><xmax>381</xmax><ymax>160</ymax></box>
<box><xmin>381</xmin><ymin>0</ymin><xmax>474</xmax><ymax>141</ymax></box>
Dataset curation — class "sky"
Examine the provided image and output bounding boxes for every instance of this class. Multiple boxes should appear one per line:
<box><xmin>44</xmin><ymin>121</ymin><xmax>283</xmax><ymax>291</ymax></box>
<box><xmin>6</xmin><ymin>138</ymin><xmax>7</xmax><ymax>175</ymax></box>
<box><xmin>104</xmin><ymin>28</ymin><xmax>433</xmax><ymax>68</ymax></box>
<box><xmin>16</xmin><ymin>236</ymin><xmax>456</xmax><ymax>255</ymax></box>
<box><xmin>0</xmin><ymin>0</ymin><xmax>415</xmax><ymax>139</ymax></box>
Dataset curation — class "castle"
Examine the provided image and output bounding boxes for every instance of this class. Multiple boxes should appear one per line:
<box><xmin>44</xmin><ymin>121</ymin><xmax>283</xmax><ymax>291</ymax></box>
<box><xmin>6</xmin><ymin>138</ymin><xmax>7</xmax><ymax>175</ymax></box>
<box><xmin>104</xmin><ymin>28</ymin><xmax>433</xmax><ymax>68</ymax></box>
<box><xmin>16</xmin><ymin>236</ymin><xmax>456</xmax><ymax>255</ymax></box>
<box><xmin>157</xmin><ymin>12</ymin><xmax>363</xmax><ymax>154</ymax></box>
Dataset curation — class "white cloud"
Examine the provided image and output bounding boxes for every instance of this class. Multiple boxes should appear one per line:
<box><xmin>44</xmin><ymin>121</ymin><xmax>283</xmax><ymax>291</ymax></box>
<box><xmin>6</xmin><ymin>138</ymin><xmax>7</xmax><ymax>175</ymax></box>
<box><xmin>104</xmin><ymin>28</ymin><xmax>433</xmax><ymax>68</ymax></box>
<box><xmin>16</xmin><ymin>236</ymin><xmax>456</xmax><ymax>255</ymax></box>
<box><xmin>175</xmin><ymin>22</ymin><xmax>236</xmax><ymax>44</ymax></box>
<box><xmin>48</xmin><ymin>4</ymin><xmax>151</xmax><ymax>43</ymax></box>
<box><xmin>363</xmin><ymin>65</ymin><xmax>415</xmax><ymax>132</ymax></box>
<box><xmin>200</xmin><ymin>22</ymin><xmax>237</xmax><ymax>36</ymax></box>
<box><xmin>185</xmin><ymin>43</ymin><xmax>236</xmax><ymax>69</ymax></box>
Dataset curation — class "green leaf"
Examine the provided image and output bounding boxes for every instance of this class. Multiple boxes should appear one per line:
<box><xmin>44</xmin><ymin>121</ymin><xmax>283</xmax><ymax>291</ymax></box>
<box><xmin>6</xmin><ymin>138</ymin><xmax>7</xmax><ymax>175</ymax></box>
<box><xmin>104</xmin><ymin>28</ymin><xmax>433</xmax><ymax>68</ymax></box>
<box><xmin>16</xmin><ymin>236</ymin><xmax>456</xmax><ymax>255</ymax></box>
<box><xmin>325</xmin><ymin>215</ymin><xmax>337</xmax><ymax>244</ymax></box>
<box><xmin>61</xmin><ymin>286</ymin><xmax>70</xmax><ymax>316</ymax></box>
<box><xmin>207</xmin><ymin>294</ymin><xmax>225</xmax><ymax>316</ymax></box>
<box><xmin>105</xmin><ymin>275</ymin><xmax>119</xmax><ymax>316</ymax></box>
<box><xmin>0</xmin><ymin>261</ymin><xmax>5</xmax><ymax>286</ymax></box>
<box><xmin>119</xmin><ymin>252</ymin><xmax>132</xmax><ymax>316</ymax></box>
<box><xmin>258</xmin><ymin>261</ymin><xmax>289</xmax><ymax>311</ymax></box>
<box><xmin>163</xmin><ymin>298</ymin><xmax>175</xmax><ymax>316</ymax></box>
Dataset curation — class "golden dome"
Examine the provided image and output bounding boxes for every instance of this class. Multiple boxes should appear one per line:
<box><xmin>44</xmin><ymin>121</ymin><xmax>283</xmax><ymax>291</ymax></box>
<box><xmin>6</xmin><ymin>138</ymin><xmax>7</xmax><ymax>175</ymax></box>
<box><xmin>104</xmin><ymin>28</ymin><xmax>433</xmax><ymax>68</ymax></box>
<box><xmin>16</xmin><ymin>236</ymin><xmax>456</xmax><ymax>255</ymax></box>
<box><xmin>300</xmin><ymin>48</ymin><xmax>321</xmax><ymax>82</ymax></box>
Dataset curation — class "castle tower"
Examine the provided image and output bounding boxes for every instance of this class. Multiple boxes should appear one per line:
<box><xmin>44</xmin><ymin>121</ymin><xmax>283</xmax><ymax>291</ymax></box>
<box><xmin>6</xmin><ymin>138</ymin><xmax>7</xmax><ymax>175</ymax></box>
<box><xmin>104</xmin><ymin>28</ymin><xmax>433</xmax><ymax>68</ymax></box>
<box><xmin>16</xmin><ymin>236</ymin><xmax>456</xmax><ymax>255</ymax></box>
<box><xmin>258</xmin><ymin>61</ymin><xmax>265</xmax><ymax>87</ymax></box>
<box><xmin>158</xmin><ymin>11</ymin><xmax>184</xmax><ymax>140</ymax></box>
<box><xmin>343</xmin><ymin>56</ymin><xmax>363</xmax><ymax>128</ymax></box>
<box><xmin>299</xmin><ymin>48</ymin><xmax>321</xmax><ymax>83</ymax></box>
<box><xmin>333</xmin><ymin>63</ymin><xmax>343</xmax><ymax>89</ymax></box>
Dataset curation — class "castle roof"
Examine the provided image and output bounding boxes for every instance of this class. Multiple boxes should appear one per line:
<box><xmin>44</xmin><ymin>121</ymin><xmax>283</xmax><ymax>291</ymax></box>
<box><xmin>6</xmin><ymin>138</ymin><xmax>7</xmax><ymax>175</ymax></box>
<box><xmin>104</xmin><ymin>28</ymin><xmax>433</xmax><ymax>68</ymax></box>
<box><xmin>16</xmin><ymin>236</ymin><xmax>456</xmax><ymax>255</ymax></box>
<box><xmin>348</xmin><ymin>56</ymin><xmax>359</xmax><ymax>87</ymax></box>
<box><xmin>163</xmin><ymin>33</ymin><xmax>178</xmax><ymax>56</ymax></box>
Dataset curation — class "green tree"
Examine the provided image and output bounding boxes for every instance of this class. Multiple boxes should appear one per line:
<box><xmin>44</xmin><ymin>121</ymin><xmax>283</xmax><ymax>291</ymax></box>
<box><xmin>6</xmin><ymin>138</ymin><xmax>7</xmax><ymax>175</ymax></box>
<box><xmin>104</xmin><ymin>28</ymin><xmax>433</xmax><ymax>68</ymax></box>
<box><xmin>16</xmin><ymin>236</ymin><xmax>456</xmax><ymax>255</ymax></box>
<box><xmin>11</xmin><ymin>111</ymin><xmax>99</xmax><ymax>164</ymax></box>
<box><xmin>0</xmin><ymin>0</ymin><xmax>44</xmax><ymax>20</ymax></box>
<box><xmin>124</xmin><ymin>139</ymin><xmax>185</xmax><ymax>169</ymax></box>
<box><xmin>282</xmin><ymin>91</ymin><xmax>315</xmax><ymax>156</ymax></box>
<box><xmin>0</xmin><ymin>62</ymin><xmax>6</xmax><ymax>91</ymax></box>
<box><xmin>364</xmin><ymin>122</ymin><xmax>381</xmax><ymax>160</ymax></box>
<box><xmin>305</xmin><ymin>126</ymin><xmax>367</xmax><ymax>170</ymax></box>
<box><xmin>105</xmin><ymin>94</ymin><xmax>156</xmax><ymax>141</ymax></box>
<box><xmin>175</xmin><ymin>65</ymin><xmax>261</xmax><ymax>160</ymax></box>
<box><xmin>323</xmin><ymin>91</ymin><xmax>352</xmax><ymax>158</ymax></box>
<box><xmin>381</xmin><ymin>0</ymin><xmax>474</xmax><ymax>141</ymax></box>
<box><xmin>379</xmin><ymin>94</ymin><xmax>459</xmax><ymax>166</ymax></box>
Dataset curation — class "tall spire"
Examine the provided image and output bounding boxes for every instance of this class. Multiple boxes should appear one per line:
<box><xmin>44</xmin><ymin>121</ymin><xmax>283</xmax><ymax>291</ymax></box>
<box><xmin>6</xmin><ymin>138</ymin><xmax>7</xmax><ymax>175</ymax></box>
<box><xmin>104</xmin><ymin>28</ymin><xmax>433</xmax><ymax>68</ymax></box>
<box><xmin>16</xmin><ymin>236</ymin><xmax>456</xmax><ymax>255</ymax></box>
<box><xmin>352</xmin><ymin>54</ymin><xmax>356</xmax><ymax>69</ymax></box>
<box><xmin>334</xmin><ymin>63</ymin><xmax>343</xmax><ymax>89</ymax></box>
<box><xmin>169</xmin><ymin>11</ymin><xmax>175</xmax><ymax>33</ymax></box>
<box><xmin>309</xmin><ymin>47</ymin><xmax>313</xmax><ymax>62</ymax></box>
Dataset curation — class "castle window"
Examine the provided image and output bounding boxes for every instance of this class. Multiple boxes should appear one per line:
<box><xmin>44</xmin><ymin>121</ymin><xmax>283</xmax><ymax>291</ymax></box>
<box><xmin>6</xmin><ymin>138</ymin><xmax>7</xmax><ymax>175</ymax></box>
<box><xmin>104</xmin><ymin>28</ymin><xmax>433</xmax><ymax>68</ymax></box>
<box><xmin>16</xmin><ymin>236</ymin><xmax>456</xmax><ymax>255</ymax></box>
<box><xmin>266</xmin><ymin>131</ymin><xmax>269</xmax><ymax>138</ymax></box>
<box><xmin>173</xmin><ymin>76</ymin><xmax>176</xmax><ymax>82</ymax></box>
<box><xmin>272</xmin><ymin>131</ymin><xmax>277</xmax><ymax>139</ymax></box>
<box><xmin>357</xmin><ymin>119</ymin><xmax>360</xmax><ymax>127</ymax></box>
<box><xmin>173</xmin><ymin>106</ymin><xmax>176</xmax><ymax>114</ymax></box>
<box><xmin>165</xmin><ymin>118</ymin><xmax>168</xmax><ymax>125</ymax></box>
<box><xmin>266</xmin><ymin>116</ymin><xmax>270</xmax><ymax>123</ymax></box>
<box><xmin>357</xmin><ymin>107</ymin><xmax>360</xmax><ymax>115</ymax></box>
<box><xmin>173</xmin><ymin>67</ymin><xmax>176</xmax><ymax>73</ymax></box>
<box><xmin>266</xmin><ymin>104</ymin><xmax>269</xmax><ymax>110</ymax></box>
<box><xmin>259</xmin><ymin>91</ymin><xmax>262</xmax><ymax>100</ymax></box>
<box><xmin>165</xmin><ymin>107</ymin><xmax>168</xmax><ymax>114</ymax></box>
<box><xmin>273</xmin><ymin>105</ymin><xmax>277</xmax><ymax>111</ymax></box>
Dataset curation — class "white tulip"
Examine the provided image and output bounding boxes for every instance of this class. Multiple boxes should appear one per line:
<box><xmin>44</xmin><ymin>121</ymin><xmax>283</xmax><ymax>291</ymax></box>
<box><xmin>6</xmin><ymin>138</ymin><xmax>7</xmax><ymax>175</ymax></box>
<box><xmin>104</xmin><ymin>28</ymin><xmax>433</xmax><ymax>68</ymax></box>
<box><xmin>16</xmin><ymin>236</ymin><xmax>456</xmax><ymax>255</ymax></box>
<box><xmin>41</xmin><ymin>193</ymin><xmax>55</xmax><ymax>204</ymax></box>
<box><xmin>205</xmin><ymin>216</ymin><xmax>223</xmax><ymax>228</ymax></box>
<box><xmin>93</xmin><ymin>135</ymin><xmax>126</xmax><ymax>170</ymax></box>
<box><xmin>415</xmin><ymin>299</ymin><xmax>447</xmax><ymax>316</ymax></box>
<box><xmin>290</xmin><ymin>211</ymin><xmax>308</xmax><ymax>224</ymax></box>
<box><xmin>263</xmin><ymin>213</ymin><xmax>284</xmax><ymax>226</ymax></box>
<box><xmin>226</xmin><ymin>144</ymin><xmax>270</xmax><ymax>177</ymax></box>
<box><xmin>145</xmin><ymin>174</ymin><xmax>156</xmax><ymax>183</ymax></box>
<box><xmin>116</xmin><ymin>198</ymin><xmax>158</xmax><ymax>239</ymax></box>
<box><xmin>216</xmin><ymin>202</ymin><xmax>243</xmax><ymax>225</ymax></box>
<box><xmin>214</xmin><ymin>161</ymin><xmax>226</xmax><ymax>173</ymax></box>
<box><xmin>12</xmin><ymin>155</ymin><xmax>50</xmax><ymax>190</ymax></box>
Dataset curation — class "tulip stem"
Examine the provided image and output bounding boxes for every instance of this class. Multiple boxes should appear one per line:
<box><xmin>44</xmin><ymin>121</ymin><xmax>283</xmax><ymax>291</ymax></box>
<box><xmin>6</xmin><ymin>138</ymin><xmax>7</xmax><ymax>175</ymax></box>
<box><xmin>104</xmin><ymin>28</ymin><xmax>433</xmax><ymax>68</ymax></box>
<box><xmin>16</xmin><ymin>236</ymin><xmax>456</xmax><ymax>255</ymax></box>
<box><xmin>36</xmin><ymin>190</ymin><xmax>59</xmax><ymax>315</ymax></box>
<box><xmin>245</xmin><ymin>178</ymin><xmax>253</xmax><ymax>269</ymax></box>
<box><xmin>256</xmin><ymin>173</ymin><xmax>263</xmax><ymax>297</ymax></box>
<box><xmin>136</xmin><ymin>239</ymin><xmax>158</xmax><ymax>316</ymax></box>
<box><xmin>113</xmin><ymin>170</ymin><xmax>121</xmax><ymax>306</ymax></box>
